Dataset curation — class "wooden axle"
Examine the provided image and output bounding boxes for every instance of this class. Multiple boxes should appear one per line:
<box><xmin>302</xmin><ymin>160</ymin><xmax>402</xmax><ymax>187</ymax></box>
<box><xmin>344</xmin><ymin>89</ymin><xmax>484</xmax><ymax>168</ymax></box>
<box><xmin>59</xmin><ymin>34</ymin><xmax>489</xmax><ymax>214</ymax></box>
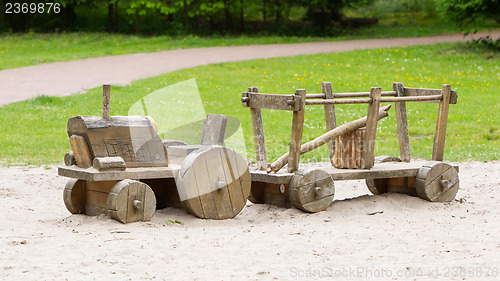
<box><xmin>304</xmin><ymin>94</ymin><xmax>442</xmax><ymax>105</ymax></box>
<box><xmin>268</xmin><ymin>104</ymin><xmax>391</xmax><ymax>173</ymax></box>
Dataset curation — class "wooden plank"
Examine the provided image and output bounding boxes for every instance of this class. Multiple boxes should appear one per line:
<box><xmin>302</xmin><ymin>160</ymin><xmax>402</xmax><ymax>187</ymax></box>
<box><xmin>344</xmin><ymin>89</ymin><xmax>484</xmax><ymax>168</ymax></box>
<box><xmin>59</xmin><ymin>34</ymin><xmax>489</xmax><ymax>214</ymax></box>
<box><xmin>58</xmin><ymin>165</ymin><xmax>180</xmax><ymax>181</ymax></box>
<box><xmin>432</xmin><ymin>84</ymin><xmax>451</xmax><ymax>161</ymax></box>
<box><xmin>305</xmin><ymin>98</ymin><xmax>371</xmax><ymax>105</ymax></box>
<box><xmin>242</xmin><ymin>92</ymin><xmax>302</xmax><ymax>111</ymax></box>
<box><xmin>362</xmin><ymin>87</ymin><xmax>382</xmax><ymax>169</ymax></box>
<box><xmin>102</xmin><ymin>84</ymin><xmax>111</xmax><ymax>119</ymax></box>
<box><xmin>287</xmin><ymin>89</ymin><xmax>307</xmax><ymax>173</ymax></box>
<box><xmin>69</xmin><ymin>135</ymin><xmax>93</xmax><ymax>168</ymax></box>
<box><xmin>85</xmin><ymin>189</ymin><xmax>108</xmax><ymax>215</ymax></box>
<box><xmin>86</xmin><ymin>180</ymin><xmax>117</xmax><ymax>193</ymax></box>
<box><xmin>219</xmin><ymin>147</ymin><xmax>246</xmax><ymax>216</ymax></box>
<box><xmin>403</xmin><ymin>87</ymin><xmax>457</xmax><ymax>104</ymax></box>
<box><xmin>393</xmin><ymin>82</ymin><xmax>411</xmax><ymax>162</ymax></box>
<box><xmin>251</xmin><ymin>162</ymin><xmax>459</xmax><ymax>183</ymax></box>
<box><xmin>203</xmin><ymin>148</ymin><xmax>234</xmax><ymax>219</ymax></box>
<box><xmin>200</xmin><ymin>114</ymin><xmax>227</xmax><ymax>145</ymax></box>
<box><xmin>322</xmin><ymin>82</ymin><xmax>337</xmax><ymax>162</ymax></box>
<box><xmin>248</xmin><ymin>87</ymin><xmax>268</xmax><ymax>171</ymax></box>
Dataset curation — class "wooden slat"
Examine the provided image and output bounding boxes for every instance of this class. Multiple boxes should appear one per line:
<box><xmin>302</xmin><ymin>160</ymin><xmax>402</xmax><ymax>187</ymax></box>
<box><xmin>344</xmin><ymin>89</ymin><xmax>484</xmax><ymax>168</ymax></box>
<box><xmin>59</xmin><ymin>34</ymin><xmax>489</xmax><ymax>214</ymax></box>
<box><xmin>251</xmin><ymin>161</ymin><xmax>459</xmax><ymax>183</ymax></box>
<box><xmin>102</xmin><ymin>84</ymin><xmax>111</xmax><ymax>119</ymax></box>
<box><xmin>305</xmin><ymin>98</ymin><xmax>371</xmax><ymax>105</ymax></box>
<box><xmin>432</xmin><ymin>84</ymin><xmax>451</xmax><ymax>161</ymax></box>
<box><xmin>393</xmin><ymin>82</ymin><xmax>411</xmax><ymax>162</ymax></box>
<box><xmin>380</xmin><ymin>95</ymin><xmax>441</xmax><ymax>102</ymax></box>
<box><xmin>322</xmin><ymin>82</ymin><xmax>337</xmax><ymax>162</ymax></box>
<box><xmin>362</xmin><ymin>87</ymin><xmax>382</xmax><ymax>169</ymax></box>
<box><xmin>58</xmin><ymin>165</ymin><xmax>180</xmax><ymax>181</ymax></box>
<box><xmin>403</xmin><ymin>87</ymin><xmax>457</xmax><ymax>104</ymax></box>
<box><xmin>69</xmin><ymin>135</ymin><xmax>93</xmax><ymax>168</ymax></box>
<box><xmin>248</xmin><ymin>87</ymin><xmax>268</xmax><ymax>171</ymax></box>
<box><xmin>287</xmin><ymin>89</ymin><xmax>307</xmax><ymax>173</ymax></box>
<box><xmin>242</xmin><ymin>92</ymin><xmax>302</xmax><ymax>111</ymax></box>
<box><xmin>200</xmin><ymin>114</ymin><xmax>227</xmax><ymax>146</ymax></box>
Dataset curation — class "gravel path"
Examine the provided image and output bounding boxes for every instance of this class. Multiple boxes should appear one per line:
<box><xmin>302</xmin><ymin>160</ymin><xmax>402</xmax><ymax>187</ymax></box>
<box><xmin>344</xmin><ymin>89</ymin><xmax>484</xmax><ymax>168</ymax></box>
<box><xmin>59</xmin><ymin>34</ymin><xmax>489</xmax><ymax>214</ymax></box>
<box><xmin>1</xmin><ymin>30</ymin><xmax>499</xmax><ymax>106</ymax></box>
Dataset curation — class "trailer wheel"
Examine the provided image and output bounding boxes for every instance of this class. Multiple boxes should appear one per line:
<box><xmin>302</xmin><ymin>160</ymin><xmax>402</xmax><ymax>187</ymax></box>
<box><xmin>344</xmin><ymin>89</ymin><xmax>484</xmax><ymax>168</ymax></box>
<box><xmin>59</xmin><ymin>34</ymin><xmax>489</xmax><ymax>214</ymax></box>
<box><xmin>416</xmin><ymin>162</ymin><xmax>459</xmax><ymax>202</ymax></box>
<box><xmin>365</xmin><ymin>156</ymin><xmax>402</xmax><ymax>195</ymax></box>
<box><xmin>63</xmin><ymin>179</ymin><xmax>86</xmax><ymax>214</ymax></box>
<box><xmin>107</xmin><ymin>180</ymin><xmax>156</xmax><ymax>223</ymax></box>
<box><xmin>177</xmin><ymin>146</ymin><xmax>251</xmax><ymax>219</ymax></box>
<box><xmin>289</xmin><ymin>169</ymin><xmax>335</xmax><ymax>213</ymax></box>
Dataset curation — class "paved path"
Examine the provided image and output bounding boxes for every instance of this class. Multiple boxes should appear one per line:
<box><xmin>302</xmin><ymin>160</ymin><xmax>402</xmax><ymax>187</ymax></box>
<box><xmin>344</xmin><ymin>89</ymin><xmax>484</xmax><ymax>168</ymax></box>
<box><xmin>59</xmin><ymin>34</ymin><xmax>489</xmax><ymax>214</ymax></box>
<box><xmin>1</xmin><ymin>30</ymin><xmax>499</xmax><ymax>105</ymax></box>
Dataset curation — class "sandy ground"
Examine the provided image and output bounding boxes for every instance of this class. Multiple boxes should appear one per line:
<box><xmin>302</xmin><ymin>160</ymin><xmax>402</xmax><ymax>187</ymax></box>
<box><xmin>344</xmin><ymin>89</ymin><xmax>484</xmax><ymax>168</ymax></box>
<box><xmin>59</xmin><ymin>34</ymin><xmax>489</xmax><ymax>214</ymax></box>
<box><xmin>1</xmin><ymin>30</ymin><xmax>500</xmax><ymax>105</ymax></box>
<box><xmin>1</xmin><ymin>161</ymin><xmax>499</xmax><ymax>280</ymax></box>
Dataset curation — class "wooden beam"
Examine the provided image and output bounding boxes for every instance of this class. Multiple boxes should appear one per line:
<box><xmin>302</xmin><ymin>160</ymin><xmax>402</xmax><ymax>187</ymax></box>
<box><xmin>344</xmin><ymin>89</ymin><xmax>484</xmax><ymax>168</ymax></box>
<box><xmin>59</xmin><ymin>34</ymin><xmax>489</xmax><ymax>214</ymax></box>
<box><xmin>432</xmin><ymin>84</ymin><xmax>451</xmax><ymax>161</ymax></box>
<box><xmin>248</xmin><ymin>87</ymin><xmax>268</xmax><ymax>171</ymax></box>
<box><xmin>393</xmin><ymin>82</ymin><xmax>411</xmax><ymax>162</ymax></box>
<box><xmin>241</xmin><ymin>92</ymin><xmax>302</xmax><ymax>111</ymax></box>
<box><xmin>102</xmin><ymin>84</ymin><xmax>111</xmax><ymax>119</ymax></box>
<box><xmin>322</xmin><ymin>82</ymin><xmax>337</xmax><ymax>163</ymax></box>
<box><xmin>362</xmin><ymin>87</ymin><xmax>382</xmax><ymax>169</ymax></box>
<box><xmin>404</xmin><ymin>87</ymin><xmax>457</xmax><ymax>104</ymax></box>
<box><xmin>287</xmin><ymin>89</ymin><xmax>307</xmax><ymax>173</ymax></box>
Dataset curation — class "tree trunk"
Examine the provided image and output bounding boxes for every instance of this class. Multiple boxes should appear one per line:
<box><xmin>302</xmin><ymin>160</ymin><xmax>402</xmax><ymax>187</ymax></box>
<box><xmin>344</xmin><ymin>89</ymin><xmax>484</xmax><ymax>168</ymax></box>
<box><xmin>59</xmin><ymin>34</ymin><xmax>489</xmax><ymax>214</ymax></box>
<box><xmin>240</xmin><ymin>0</ymin><xmax>245</xmax><ymax>31</ymax></box>
<box><xmin>224</xmin><ymin>0</ymin><xmax>233</xmax><ymax>30</ymax></box>
<box><xmin>262</xmin><ymin>0</ymin><xmax>267</xmax><ymax>23</ymax></box>
<box><xmin>108</xmin><ymin>0</ymin><xmax>114</xmax><ymax>32</ymax></box>
<box><xmin>135</xmin><ymin>9</ymin><xmax>140</xmax><ymax>33</ymax></box>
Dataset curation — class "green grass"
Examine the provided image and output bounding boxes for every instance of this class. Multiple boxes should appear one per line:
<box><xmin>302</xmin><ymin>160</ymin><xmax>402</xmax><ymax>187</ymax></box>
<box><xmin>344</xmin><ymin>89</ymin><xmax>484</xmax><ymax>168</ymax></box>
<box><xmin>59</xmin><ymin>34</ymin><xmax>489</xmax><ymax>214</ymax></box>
<box><xmin>0</xmin><ymin>42</ymin><xmax>498</xmax><ymax>165</ymax></box>
<box><xmin>1</xmin><ymin>18</ymin><xmax>497</xmax><ymax>70</ymax></box>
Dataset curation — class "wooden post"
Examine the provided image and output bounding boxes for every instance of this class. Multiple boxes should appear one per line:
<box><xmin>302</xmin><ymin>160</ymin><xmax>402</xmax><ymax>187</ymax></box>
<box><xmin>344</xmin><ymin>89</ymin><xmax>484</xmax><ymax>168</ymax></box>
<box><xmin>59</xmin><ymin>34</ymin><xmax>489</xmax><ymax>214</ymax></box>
<box><xmin>102</xmin><ymin>84</ymin><xmax>111</xmax><ymax>119</ymax></box>
<box><xmin>432</xmin><ymin>84</ymin><xmax>451</xmax><ymax>161</ymax></box>
<box><xmin>248</xmin><ymin>87</ymin><xmax>268</xmax><ymax>170</ymax></box>
<box><xmin>393</xmin><ymin>82</ymin><xmax>411</xmax><ymax>162</ymax></box>
<box><xmin>287</xmin><ymin>89</ymin><xmax>307</xmax><ymax>173</ymax></box>
<box><xmin>362</xmin><ymin>87</ymin><xmax>382</xmax><ymax>169</ymax></box>
<box><xmin>322</xmin><ymin>82</ymin><xmax>337</xmax><ymax>163</ymax></box>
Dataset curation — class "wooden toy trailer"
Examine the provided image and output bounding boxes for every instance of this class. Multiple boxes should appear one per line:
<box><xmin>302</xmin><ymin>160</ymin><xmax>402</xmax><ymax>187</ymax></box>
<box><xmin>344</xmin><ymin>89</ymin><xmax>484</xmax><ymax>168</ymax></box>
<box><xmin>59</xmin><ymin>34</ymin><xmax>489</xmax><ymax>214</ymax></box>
<box><xmin>59</xmin><ymin>85</ymin><xmax>251</xmax><ymax>223</ymax></box>
<box><xmin>241</xmin><ymin>82</ymin><xmax>460</xmax><ymax>212</ymax></box>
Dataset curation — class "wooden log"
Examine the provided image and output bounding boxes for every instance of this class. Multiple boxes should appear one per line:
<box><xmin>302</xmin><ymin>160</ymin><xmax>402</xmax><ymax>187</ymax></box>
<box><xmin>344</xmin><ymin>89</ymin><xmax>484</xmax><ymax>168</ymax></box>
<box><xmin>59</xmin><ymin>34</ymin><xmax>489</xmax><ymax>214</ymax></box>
<box><xmin>362</xmin><ymin>87</ymin><xmax>382</xmax><ymax>169</ymax></box>
<box><xmin>69</xmin><ymin>135</ymin><xmax>93</xmax><ymax>168</ymax></box>
<box><xmin>102</xmin><ymin>84</ymin><xmax>111</xmax><ymax>119</ymax></box>
<box><xmin>333</xmin><ymin>128</ymin><xmax>365</xmax><ymax>169</ymax></box>
<box><xmin>200</xmin><ymin>114</ymin><xmax>227</xmax><ymax>146</ymax></box>
<box><xmin>432</xmin><ymin>85</ymin><xmax>451</xmax><ymax>161</ymax></box>
<box><xmin>248</xmin><ymin>87</ymin><xmax>268</xmax><ymax>171</ymax></box>
<box><xmin>93</xmin><ymin>157</ymin><xmax>126</xmax><ymax>171</ymax></box>
<box><xmin>287</xmin><ymin>89</ymin><xmax>307</xmax><ymax>173</ymax></box>
<box><xmin>393</xmin><ymin>82</ymin><xmax>411</xmax><ymax>162</ymax></box>
<box><xmin>269</xmin><ymin>104</ymin><xmax>391</xmax><ymax>173</ymax></box>
<box><xmin>322</xmin><ymin>82</ymin><xmax>337</xmax><ymax>163</ymax></box>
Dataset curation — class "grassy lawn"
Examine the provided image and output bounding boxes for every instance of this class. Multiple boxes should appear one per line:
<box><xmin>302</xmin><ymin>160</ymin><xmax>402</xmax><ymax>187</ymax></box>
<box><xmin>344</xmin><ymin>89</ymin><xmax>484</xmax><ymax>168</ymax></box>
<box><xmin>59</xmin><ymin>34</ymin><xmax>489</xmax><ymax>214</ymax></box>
<box><xmin>0</xmin><ymin>42</ymin><xmax>498</xmax><ymax>165</ymax></box>
<box><xmin>1</xmin><ymin>19</ymin><xmax>497</xmax><ymax>70</ymax></box>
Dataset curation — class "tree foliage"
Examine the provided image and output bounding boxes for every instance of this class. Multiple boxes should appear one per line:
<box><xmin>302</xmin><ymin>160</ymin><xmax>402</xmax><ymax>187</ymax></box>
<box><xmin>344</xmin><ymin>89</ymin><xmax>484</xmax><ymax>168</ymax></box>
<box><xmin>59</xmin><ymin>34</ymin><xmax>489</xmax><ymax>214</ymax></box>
<box><xmin>1</xmin><ymin>0</ymin><xmax>378</xmax><ymax>34</ymax></box>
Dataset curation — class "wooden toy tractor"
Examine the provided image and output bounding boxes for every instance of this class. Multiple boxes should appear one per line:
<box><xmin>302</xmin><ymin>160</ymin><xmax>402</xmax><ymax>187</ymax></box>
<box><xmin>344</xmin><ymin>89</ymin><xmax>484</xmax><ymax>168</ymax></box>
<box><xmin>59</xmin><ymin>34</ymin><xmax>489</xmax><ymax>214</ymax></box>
<box><xmin>242</xmin><ymin>82</ymin><xmax>460</xmax><ymax>212</ymax></box>
<box><xmin>59</xmin><ymin>85</ymin><xmax>251</xmax><ymax>223</ymax></box>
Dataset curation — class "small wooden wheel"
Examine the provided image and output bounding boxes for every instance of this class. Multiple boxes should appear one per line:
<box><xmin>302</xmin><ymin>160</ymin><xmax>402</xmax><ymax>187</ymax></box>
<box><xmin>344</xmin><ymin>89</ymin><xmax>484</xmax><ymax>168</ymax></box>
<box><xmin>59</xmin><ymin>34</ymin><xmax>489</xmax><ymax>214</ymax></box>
<box><xmin>63</xmin><ymin>179</ymin><xmax>86</xmax><ymax>214</ymax></box>
<box><xmin>107</xmin><ymin>179</ymin><xmax>156</xmax><ymax>223</ymax></box>
<box><xmin>365</xmin><ymin>156</ymin><xmax>402</xmax><ymax>195</ymax></box>
<box><xmin>416</xmin><ymin>162</ymin><xmax>459</xmax><ymax>202</ymax></box>
<box><xmin>289</xmin><ymin>169</ymin><xmax>335</xmax><ymax>213</ymax></box>
<box><xmin>176</xmin><ymin>146</ymin><xmax>251</xmax><ymax>219</ymax></box>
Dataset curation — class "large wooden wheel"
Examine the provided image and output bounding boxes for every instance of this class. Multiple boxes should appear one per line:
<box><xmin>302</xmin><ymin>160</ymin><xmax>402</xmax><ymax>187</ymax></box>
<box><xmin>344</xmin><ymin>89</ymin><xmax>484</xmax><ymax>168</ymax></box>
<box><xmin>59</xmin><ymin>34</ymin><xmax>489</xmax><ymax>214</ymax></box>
<box><xmin>107</xmin><ymin>179</ymin><xmax>156</xmax><ymax>223</ymax></box>
<box><xmin>63</xmin><ymin>179</ymin><xmax>86</xmax><ymax>214</ymax></box>
<box><xmin>365</xmin><ymin>156</ymin><xmax>402</xmax><ymax>195</ymax></box>
<box><xmin>416</xmin><ymin>162</ymin><xmax>459</xmax><ymax>202</ymax></box>
<box><xmin>176</xmin><ymin>146</ymin><xmax>251</xmax><ymax>219</ymax></box>
<box><xmin>289</xmin><ymin>169</ymin><xmax>335</xmax><ymax>213</ymax></box>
